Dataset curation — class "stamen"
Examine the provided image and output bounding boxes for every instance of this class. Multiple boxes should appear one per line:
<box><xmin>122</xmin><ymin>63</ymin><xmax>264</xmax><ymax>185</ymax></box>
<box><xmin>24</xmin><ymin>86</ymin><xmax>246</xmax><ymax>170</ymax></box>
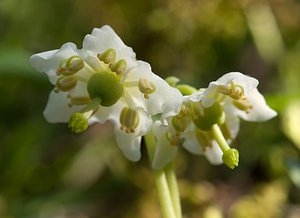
<box><xmin>191</xmin><ymin>101</ymin><xmax>205</xmax><ymax>120</ymax></box>
<box><xmin>165</xmin><ymin>132</ymin><xmax>181</xmax><ymax>146</ymax></box>
<box><xmin>138</xmin><ymin>78</ymin><xmax>156</xmax><ymax>99</ymax></box>
<box><xmin>111</xmin><ymin>59</ymin><xmax>127</xmax><ymax>75</ymax></box>
<box><xmin>119</xmin><ymin>107</ymin><xmax>139</xmax><ymax>134</ymax></box>
<box><xmin>55</xmin><ymin>76</ymin><xmax>78</xmax><ymax>92</ymax></box>
<box><xmin>195</xmin><ymin>128</ymin><xmax>212</xmax><ymax>152</ymax></box>
<box><xmin>172</xmin><ymin>115</ymin><xmax>188</xmax><ymax>132</ymax></box>
<box><xmin>69</xmin><ymin>96</ymin><xmax>91</xmax><ymax>107</ymax></box>
<box><xmin>233</xmin><ymin>99</ymin><xmax>253</xmax><ymax>113</ymax></box>
<box><xmin>98</xmin><ymin>49</ymin><xmax>116</xmax><ymax>65</ymax></box>
<box><xmin>218</xmin><ymin>82</ymin><xmax>245</xmax><ymax>100</ymax></box>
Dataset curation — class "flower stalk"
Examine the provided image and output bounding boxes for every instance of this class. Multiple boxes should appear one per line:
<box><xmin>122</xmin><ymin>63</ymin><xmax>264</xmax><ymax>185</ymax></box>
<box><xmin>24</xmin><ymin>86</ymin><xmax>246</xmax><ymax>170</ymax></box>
<box><xmin>145</xmin><ymin>130</ymin><xmax>182</xmax><ymax>218</ymax></box>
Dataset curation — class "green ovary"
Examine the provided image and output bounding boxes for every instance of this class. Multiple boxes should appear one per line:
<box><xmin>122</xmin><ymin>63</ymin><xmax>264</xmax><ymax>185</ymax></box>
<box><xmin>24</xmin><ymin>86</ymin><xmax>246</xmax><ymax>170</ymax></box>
<box><xmin>192</xmin><ymin>101</ymin><xmax>224</xmax><ymax>131</ymax></box>
<box><xmin>87</xmin><ymin>71</ymin><xmax>124</xmax><ymax>107</ymax></box>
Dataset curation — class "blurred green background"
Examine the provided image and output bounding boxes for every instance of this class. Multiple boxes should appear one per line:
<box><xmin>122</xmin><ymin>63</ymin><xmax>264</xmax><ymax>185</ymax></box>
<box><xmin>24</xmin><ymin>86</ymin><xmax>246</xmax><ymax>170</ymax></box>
<box><xmin>0</xmin><ymin>0</ymin><xmax>300</xmax><ymax>217</ymax></box>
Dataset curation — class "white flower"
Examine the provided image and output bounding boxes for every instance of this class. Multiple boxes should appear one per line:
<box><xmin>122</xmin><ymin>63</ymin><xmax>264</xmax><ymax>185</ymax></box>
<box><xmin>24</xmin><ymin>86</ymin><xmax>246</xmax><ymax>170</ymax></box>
<box><xmin>203</xmin><ymin>72</ymin><xmax>277</xmax><ymax>121</ymax></box>
<box><xmin>30</xmin><ymin>25</ymin><xmax>183</xmax><ymax>162</ymax></box>
<box><xmin>151</xmin><ymin>94</ymin><xmax>240</xmax><ymax>169</ymax></box>
<box><xmin>151</xmin><ymin>72</ymin><xmax>277</xmax><ymax>169</ymax></box>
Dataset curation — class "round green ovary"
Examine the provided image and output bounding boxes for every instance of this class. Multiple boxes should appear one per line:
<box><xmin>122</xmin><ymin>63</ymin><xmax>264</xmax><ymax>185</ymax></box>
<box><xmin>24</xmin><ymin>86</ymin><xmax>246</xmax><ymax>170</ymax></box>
<box><xmin>193</xmin><ymin>101</ymin><xmax>224</xmax><ymax>131</ymax></box>
<box><xmin>87</xmin><ymin>72</ymin><xmax>124</xmax><ymax>107</ymax></box>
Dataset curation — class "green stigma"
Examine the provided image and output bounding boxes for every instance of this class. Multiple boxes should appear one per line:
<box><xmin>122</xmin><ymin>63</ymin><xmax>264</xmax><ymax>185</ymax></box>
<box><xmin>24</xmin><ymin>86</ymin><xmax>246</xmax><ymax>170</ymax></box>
<box><xmin>68</xmin><ymin>113</ymin><xmax>89</xmax><ymax>133</ymax></box>
<box><xmin>222</xmin><ymin>148</ymin><xmax>239</xmax><ymax>169</ymax></box>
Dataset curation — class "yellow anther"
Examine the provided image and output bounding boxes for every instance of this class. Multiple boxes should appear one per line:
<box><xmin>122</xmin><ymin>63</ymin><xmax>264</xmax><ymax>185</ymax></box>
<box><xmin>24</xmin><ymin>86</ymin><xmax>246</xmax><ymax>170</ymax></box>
<box><xmin>69</xmin><ymin>96</ymin><xmax>91</xmax><ymax>107</ymax></box>
<box><xmin>56</xmin><ymin>56</ymin><xmax>84</xmax><ymax>76</ymax></box>
<box><xmin>165</xmin><ymin>132</ymin><xmax>181</xmax><ymax>146</ymax></box>
<box><xmin>111</xmin><ymin>59</ymin><xmax>127</xmax><ymax>75</ymax></box>
<box><xmin>138</xmin><ymin>78</ymin><xmax>156</xmax><ymax>99</ymax></box>
<box><xmin>233</xmin><ymin>99</ymin><xmax>253</xmax><ymax>113</ymax></box>
<box><xmin>98</xmin><ymin>49</ymin><xmax>116</xmax><ymax>65</ymax></box>
<box><xmin>120</xmin><ymin>107</ymin><xmax>139</xmax><ymax>134</ymax></box>
<box><xmin>218</xmin><ymin>82</ymin><xmax>245</xmax><ymax>100</ymax></box>
<box><xmin>55</xmin><ymin>76</ymin><xmax>78</xmax><ymax>92</ymax></box>
<box><xmin>218</xmin><ymin>85</ymin><xmax>231</xmax><ymax>95</ymax></box>
<box><xmin>195</xmin><ymin>128</ymin><xmax>213</xmax><ymax>152</ymax></box>
<box><xmin>172</xmin><ymin>115</ymin><xmax>188</xmax><ymax>132</ymax></box>
<box><xmin>191</xmin><ymin>101</ymin><xmax>205</xmax><ymax>120</ymax></box>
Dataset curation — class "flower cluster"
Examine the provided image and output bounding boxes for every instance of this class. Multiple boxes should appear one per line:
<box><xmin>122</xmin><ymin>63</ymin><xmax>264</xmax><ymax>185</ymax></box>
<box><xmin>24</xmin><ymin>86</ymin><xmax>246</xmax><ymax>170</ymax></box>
<box><xmin>30</xmin><ymin>26</ymin><xmax>277</xmax><ymax>169</ymax></box>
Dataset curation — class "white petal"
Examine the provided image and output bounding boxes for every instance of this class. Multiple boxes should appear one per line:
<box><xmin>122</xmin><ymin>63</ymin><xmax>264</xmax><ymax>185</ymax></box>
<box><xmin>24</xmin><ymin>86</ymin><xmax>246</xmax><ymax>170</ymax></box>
<box><xmin>114</xmin><ymin>129</ymin><xmax>142</xmax><ymax>161</ymax></box>
<box><xmin>43</xmin><ymin>90</ymin><xmax>84</xmax><ymax>123</ymax></box>
<box><xmin>215</xmin><ymin>72</ymin><xmax>259</xmax><ymax>95</ymax></box>
<box><xmin>182</xmin><ymin>124</ymin><xmax>223</xmax><ymax>165</ymax></box>
<box><xmin>152</xmin><ymin>121</ymin><xmax>178</xmax><ymax>169</ymax></box>
<box><xmin>106</xmin><ymin>102</ymin><xmax>153</xmax><ymax>161</ymax></box>
<box><xmin>123</xmin><ymin>61</ymin><xmax>183</xmax><ymax>118</ymax></box>
<box><xmin>82</xmin><ymin>26</ymin><xmax>136</xmax><ymax>72</ymax></box>
<box><xmin>30</xmin><ymin>43</ymin><xmax>84</xmax><ymax>85</ymax></box>
<box><xmin>204</xmin><ymin>142</ymin><xmax>223</xmax><ymax>165</ymax></box>
<box><xmin>236</xmin><ymin>88</ymin><xmax>277</xmax><ymax>121</ymax></box>
<box><xmin>223</xmin><ymin>111</ymin><xmax>240</xmax><ymax>140</ymax></box>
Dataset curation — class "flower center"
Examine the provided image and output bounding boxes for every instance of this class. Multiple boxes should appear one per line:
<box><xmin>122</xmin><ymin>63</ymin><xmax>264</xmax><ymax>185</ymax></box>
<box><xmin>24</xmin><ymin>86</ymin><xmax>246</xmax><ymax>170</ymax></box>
<box><xmin>87</xmin><ymin>71</ymin><xmax>124</xmax><ymax>107</ymax></box>
<box><xmin>192</xmin><ymin>101</ymin><xmax>225</xmax><ymax>131</ymax></box>
<box><xmin>119</xmin><ymin>107</ymin><xmax>140</xmax><ymax>133</ymax></box>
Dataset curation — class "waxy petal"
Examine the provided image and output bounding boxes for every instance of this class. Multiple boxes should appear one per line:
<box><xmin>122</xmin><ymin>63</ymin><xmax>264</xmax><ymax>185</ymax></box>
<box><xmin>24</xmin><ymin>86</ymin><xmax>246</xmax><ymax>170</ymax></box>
<box><xmin>44</xmin><ymin>91</ymin><xmax>84</xmax><ymax>123</ymax></box>
<box><xmin>107</xmin><ymin>101</ymin><xmax>153</xmax><ymax>161</ymax></box>
<box><xmin>82</xmin><ymin>25</ymin><xmax>136</xmax><ymax>76</ymax></box>
<box><xmin>30</xmin><ymin>43</ymin><xmax>86</xmax><ymax>85</ymax></box>
<box><xmin>224</xmin><ymin>88</ymin><xmax>277</xmax><ymax>121</ymax></box>
<box><xmin>123</xmin><ymin>61</ymin><xmax>183</xmax><ymax>119</ymax></box>
<box><xmin>152</xmin><ymin>121</ymin><xmax>178</xmax><ymax>169</ymax></box>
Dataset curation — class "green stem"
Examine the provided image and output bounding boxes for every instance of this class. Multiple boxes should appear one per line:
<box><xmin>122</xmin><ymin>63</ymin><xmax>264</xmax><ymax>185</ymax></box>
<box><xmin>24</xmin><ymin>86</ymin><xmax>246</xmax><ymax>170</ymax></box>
<box><xmin>211</xmin><ymin>124</ymin><xmax>230</xmax><ymax>152</ymax></box>
<box><xmin>144</xmin><ymin>131</ymin><xmax>177</xmax><ymax>218</ymax></box>
<box><xmin>165</xmin><ymin>162</ymin><xmax>182</xmax><ymax>218</ymax></box>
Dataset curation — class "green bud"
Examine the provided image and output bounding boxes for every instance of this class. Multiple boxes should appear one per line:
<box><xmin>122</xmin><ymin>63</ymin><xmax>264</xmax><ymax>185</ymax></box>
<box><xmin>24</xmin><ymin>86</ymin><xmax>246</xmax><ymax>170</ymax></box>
<box><xmin>222</xmin><ymin>148</ymin><xmax>239</xmax><ymax>169</ymax></box>
<box><xmin>87</xmin><ymin>71</ymin><xmax>124</xmax><ymax>107</ymax></box>
<box><xmin>68</xmin><ymin>113</ymin><xmax>89</xmax><ymax>133</ymax></box>
<box><xmin>165</xmin><ymin>76</ymin><xmax>180</xmax><ymax>87</ymax></box>
<box><xmin>192</xmin><ymin>101</ymin><xmax>224</xmax><ymax>131</ymax></box>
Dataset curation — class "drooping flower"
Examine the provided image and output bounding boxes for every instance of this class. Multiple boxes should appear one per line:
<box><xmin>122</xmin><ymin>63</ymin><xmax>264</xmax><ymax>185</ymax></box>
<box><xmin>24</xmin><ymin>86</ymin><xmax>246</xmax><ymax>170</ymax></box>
<box><xmin>152</xmin><ymin>91</ymin><xmax>240</xmax><ymax>169</ymax></box>
<box><xmin>152</xmin><ymin>73</ymin><xmax>277</xmax><ymax>169</ymax></box>
<box><xmin>30</xmin><ymin>25</ymin><xmax>183</xmax><ymax>161</ymax></box>
<box><xmin>203</xmin><ymin>72</ymin><xmax>277</xmax><ymax>121</ymax></box>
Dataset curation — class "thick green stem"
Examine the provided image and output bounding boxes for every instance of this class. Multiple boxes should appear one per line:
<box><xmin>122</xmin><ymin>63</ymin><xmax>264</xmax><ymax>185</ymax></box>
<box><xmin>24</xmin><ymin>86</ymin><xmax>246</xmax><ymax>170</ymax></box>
<box><xmin>144</xmin><ymin>131</ymin><xmax>177</xmax><ymax>218</ymax></box>
<box><xmin>165</xmin><ymin>162</ymin><xmax>182</xmax><ymax>218</ymax></box>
